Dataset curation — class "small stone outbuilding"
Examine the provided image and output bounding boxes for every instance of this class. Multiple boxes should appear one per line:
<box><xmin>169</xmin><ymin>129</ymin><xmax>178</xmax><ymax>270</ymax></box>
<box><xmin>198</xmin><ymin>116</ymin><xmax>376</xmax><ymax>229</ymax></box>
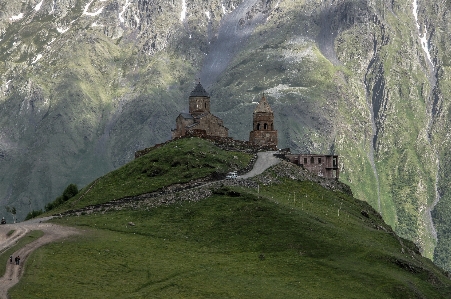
<box><xmin>285</xmin><ymin>154</ymin><xmax>339</xmax><ymax>179</ymax></box>
<box><xmin>249</xmin><ymin>94</ymin><xmax>278</xmax><ymax>148</ymax></box>
<box><xmin>172</xmin><ymin>82</ymin><xmax>228</xmax><ymax>139</ymax></box>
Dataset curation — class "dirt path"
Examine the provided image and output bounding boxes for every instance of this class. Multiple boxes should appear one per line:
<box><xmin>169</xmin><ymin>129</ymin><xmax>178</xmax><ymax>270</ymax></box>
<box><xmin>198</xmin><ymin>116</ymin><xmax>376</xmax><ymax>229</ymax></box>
<box><xmin>0</xmin><ymin>219</ymin><xmax>79</xmax><ymax>299</ymax></box>
<box><xmin>240</xmin><ymin>151</ymin><xmax>280</xmax><ymax>179</ymax></box>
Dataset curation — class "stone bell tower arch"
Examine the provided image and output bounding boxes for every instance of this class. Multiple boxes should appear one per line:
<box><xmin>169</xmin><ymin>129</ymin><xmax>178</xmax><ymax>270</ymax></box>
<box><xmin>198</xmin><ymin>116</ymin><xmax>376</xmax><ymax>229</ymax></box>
<box><xmin>249</xmin><ymin>94</ymin><xmax>278</xmax><ymax>148</ymax></box>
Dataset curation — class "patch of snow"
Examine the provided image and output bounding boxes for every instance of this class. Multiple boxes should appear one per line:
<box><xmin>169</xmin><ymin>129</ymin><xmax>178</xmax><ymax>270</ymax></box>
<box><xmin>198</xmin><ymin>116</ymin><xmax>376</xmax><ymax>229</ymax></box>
<box><xmin>35</xmin><ymin>0</ymin><xmax>44</xmax><ymax>11</ymax></box>
<box><xmin>50</xmin><ymin>0</ymin><xmax>56</xmax><ymax>14</ymax></box>
<box><xmin>222</xmin><ymin>4</ymin><xmax>227</xmax><ymax>14</ymax></box>
<box><xmin>419</xmin><ymin>25</ymin><xmax>432</xmax><ymax>65</ymax></box>
<box><xmin>10</xmin><ymin>13</ymin><xmax>24</xmax><ymax>22</ymax></box>
<box><xmin>205</xmin><ymin>11</ymin><xmax>210</xmax><ymax>20</ymax></box>
<box><xmin>91</xmin><ymin>22</ymin><xmax>103</xmax><ymax>27</ymax></box>
<box><xmin>57</xmin><ymin>27</ymin><xmax>69</xmax><ymax>33</ymax></box>
<box><xmin>48</xmin><ymin>38</ymin><xmax>56</xmax><ymax>44</ymax></box>
<box><xmin>32</xmin><ymin>54</ymin><xmax>43</xmax><ymax>64</ymax></box>
<box><xmin>412</xmin><ymin>0</ymin><xmax>433</xmax><ymax>66</ymax></box>
<box><xmin>3</xmin><ymin>80</ymin><xmax>12</xmax><ymax>95</ymax></box>
<box><xmin>83</xmin><ymin>0</ymin><xmax>104</xmax><ymax>17</ymax></box>
<box><xmin>119</xmin><ymin>0</ymin><xmax>132</xmax><ymax>23</ymax></box>
<box><xmin>413</xmin><ymin>0</ymin><xmax>419</xmax><ymax>29</ymax></box>
<box><xmin>180</xmin><ymin>0</ymin><xmax>187</xmax><ymax>22</ymax></box>
<box><xmin>134</xmin><ymin>15</ymin><xmax>140</xmax><ymax>24</ymax></box>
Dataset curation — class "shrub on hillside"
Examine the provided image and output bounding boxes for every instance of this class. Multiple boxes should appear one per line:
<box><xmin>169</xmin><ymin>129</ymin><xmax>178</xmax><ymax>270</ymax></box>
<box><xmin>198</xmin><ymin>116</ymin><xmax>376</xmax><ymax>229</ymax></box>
<box><xmin>24</xmin><ymin>209</ymin><xmax>44</xmax><ymax>221</ymax></box>
<box><xmin>45</xmin><ymin>184</ymin><xmax>79</xmax><ymax>212</ymax></box>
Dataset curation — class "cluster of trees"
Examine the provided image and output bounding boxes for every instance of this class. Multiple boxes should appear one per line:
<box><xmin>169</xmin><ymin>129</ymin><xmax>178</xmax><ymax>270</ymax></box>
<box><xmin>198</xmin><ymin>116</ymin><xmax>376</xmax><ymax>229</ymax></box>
<box><xmin>24</xmin><ymin>184</ymin><xmax>78</xmax><ymax>221</ymax></box>
<box><xmin>4</xmin><ymin>206</ymin><xmax>17</xmax><ymax>223</ymax></box>
<box><xmin>44</xmin><ymin>184</ymin><xmax>78</xmax><ymax>212</ymax></box>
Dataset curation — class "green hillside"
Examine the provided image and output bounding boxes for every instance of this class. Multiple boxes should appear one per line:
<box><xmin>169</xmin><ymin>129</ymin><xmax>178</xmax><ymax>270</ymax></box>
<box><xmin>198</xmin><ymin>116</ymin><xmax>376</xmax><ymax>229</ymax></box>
<box><xmin>8</xmin><ymin>139</ymin><xmax>451</xmax><ymax>298</ymax></box>
<box><xmin>49</xmin><ymin>137</ymin><xmax>252</xmax><ymax>213</ymax></box>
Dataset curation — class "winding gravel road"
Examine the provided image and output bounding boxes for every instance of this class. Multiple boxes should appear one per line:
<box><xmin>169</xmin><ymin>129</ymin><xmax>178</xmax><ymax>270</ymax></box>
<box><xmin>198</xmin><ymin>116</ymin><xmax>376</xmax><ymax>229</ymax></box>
<box><xmin>0</xmin><ymin>219</ymin><xmax>79</xmax><ymax>299</ymax></box>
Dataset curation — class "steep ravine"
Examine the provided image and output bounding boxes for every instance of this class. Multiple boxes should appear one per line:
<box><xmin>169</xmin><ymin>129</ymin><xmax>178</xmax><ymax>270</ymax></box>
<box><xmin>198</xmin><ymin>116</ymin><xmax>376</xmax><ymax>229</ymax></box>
<box><xmin>200</xmin><ymin>0</ymin><xmax>266</xmax><ymax>87</ymax></box>
<box><xmin>333</xmin><ymin>0</ymin><xmax>440</xmax><ymax>260</ymax></box>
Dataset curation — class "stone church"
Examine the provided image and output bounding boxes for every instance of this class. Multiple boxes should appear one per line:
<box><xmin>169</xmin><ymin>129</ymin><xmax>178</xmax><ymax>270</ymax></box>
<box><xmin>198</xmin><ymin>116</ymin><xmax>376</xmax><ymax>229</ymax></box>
<box><xmin>169</xmin><ymin>84</ymin><xmax>340</xmax><ymax>179</ymax></box>
<box><xmin>172</xmin><ymin>83</ymin><xmax>278</xmax><ymax>149</ymax></box>
<box><xmin>249</xmin><ymin>94</ymin><xmax>278</xmax><ymax>148</ymax></box>
<box><xmin>171</xmin><ymin>82</ymin><xmax>229</xmax><ymax>139</ymax></box>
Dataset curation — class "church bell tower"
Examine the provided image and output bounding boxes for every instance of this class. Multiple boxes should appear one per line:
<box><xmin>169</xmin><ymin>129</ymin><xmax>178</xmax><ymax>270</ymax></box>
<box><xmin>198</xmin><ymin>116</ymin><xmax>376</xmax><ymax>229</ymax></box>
<box><xmin>189</xmin><ymin>82</ymin><xmax>210</xmax><ymax>116</ymax></box>
<box><xmin>249</xmin><ymin>94</ymin><xmax>278</xmax><ymax>148</ymax></box>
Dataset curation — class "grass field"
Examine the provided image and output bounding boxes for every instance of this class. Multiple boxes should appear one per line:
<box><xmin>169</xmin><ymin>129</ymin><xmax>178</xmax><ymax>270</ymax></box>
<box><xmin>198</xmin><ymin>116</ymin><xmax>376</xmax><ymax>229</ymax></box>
<box><xmin>0</xmin><ymin>231</ymin><xmax>44</xmax><ymax>277</ymax></box>
<box><xmin>10</xmin><ymin>180</ymin><xmax>451</xmax><ymax>298</ymax></box>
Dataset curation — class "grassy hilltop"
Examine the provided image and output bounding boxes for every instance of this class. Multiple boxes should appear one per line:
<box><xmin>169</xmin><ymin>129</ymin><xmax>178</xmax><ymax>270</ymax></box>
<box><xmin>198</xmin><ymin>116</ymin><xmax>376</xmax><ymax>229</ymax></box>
<box><xmin>9</xmin><ymin>138</ymin><xmax>451</xmax><ymax>298</ymax></box>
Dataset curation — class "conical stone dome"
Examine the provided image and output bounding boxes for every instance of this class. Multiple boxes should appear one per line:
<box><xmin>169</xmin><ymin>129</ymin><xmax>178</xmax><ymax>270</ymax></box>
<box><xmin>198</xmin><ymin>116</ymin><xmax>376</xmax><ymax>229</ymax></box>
<box><xmin>190</xmin><ymin>82</ymin><xmax>209</xmax><ymax>97</ymax></box>
<box><xmin>254</xmin><ymin>94</ymin><xmax>273</xmax><ymax>113</ymax></box>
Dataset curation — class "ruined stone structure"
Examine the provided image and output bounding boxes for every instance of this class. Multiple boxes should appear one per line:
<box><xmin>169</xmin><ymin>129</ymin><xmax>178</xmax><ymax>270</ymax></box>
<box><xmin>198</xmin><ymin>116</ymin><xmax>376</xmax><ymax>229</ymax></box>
<box><xmin>284</xmin><ymin>154</ymin><xmax>339</xmax><ymax>179</ymax></box>
<box><xmin>148</xmin><ymin>83</ymin><xmax>340</xmax><ymax>180</ymax></box>
<box><xmin>172</xmin><ymin>82</ymin><xmax>228</xmax><ymax>139</ymax></box>
<box><xmin>249</xmin><ymin>94</ymin><xmax>278</xmax><ymax>148</ymax></box>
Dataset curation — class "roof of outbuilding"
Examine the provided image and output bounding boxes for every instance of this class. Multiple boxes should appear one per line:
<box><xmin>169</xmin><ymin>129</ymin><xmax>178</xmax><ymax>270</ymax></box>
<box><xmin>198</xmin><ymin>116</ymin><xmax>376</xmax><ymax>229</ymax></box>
<box><xmin>190</xmin><ymin>82</ymin><xmax>209</xmax><ymax>97</ymax></box>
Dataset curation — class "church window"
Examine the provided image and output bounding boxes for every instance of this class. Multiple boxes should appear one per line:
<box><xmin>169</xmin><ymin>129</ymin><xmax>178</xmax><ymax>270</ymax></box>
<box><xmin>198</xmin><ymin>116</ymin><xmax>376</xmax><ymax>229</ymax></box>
<box><xmin>257</xmin><ymin>123</ymin><xmax>261</xmax><ymax>130</ymax></box>
<box><xmin>304</xmin><ymin>158</ymin><xmax>308</xmax><ymax>164</ymax></box>
<box><xmin>318</xmin><ymin>158</ymin><xmax>322</xmax><ymax>164</ymax></box>
<box><xmin>310</xmin><ymin>157</ymin><xmax>314</xmax><ymax>164</ymax></box>
<box><xmin>264</xmin><ymin>123</ymin><xmax>268</xmax><ymax>130</ymax></box>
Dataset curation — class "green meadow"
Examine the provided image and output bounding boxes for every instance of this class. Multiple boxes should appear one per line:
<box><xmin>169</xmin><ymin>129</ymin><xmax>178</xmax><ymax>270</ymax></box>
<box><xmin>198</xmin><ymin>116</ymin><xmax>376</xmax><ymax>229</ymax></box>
<box><xmin>6</xmin><ymin>138</ymin><xmax>451</xmax><ymax>298</ymax></box>
<box><xmin>10</xmin><ymin>181</ymin><xmax>451</xmax><ymax>298</ymax></box>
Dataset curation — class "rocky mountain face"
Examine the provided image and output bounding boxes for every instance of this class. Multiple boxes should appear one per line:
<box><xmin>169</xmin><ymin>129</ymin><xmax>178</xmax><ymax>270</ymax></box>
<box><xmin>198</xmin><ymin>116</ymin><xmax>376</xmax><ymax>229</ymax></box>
<box><xmin>2</xmin><ymin>0</ymin><xmax>451</xmax><ymax>270</ymax></box>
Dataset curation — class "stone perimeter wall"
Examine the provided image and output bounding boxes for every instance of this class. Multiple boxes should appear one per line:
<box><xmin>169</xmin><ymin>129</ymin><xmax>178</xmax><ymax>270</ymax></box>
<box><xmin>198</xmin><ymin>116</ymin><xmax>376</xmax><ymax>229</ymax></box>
<box><xmin>135</xmin><ymin>133</ymin><xmax>277</xmax><ymax>159</ymax></box>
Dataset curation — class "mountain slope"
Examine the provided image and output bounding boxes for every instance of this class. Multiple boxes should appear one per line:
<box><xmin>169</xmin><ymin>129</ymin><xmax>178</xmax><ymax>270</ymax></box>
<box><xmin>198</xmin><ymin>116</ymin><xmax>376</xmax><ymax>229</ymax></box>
<box><xmin>2</xmin><ymin>0</ymin><xmax>451</xmax><ymax>271</ymax></box>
